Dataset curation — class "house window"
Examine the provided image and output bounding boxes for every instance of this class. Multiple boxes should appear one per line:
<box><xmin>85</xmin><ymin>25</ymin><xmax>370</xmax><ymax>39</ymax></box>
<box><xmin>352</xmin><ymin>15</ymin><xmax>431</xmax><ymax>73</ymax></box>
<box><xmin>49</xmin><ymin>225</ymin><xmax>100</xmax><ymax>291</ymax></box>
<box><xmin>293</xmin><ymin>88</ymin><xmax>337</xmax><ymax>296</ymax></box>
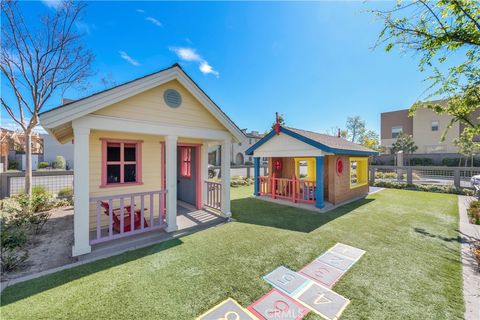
<box><xmin>101</xmin><ymin>139</ymin><xmax>142</xmax><ymax>187</ymax></box>
<box><xmin>350</xmin><ymin>157</ymin><xmax>368</xmax><ymax>188</ymax></box>
<box><xmin>180</xmin><ymin>147</ymin><xmax>192</xmax><ymax>178</ymax></box>
<box><xmin>431</xmin><ymin>120</ymin><xmax>439</xmax><ymax>131</ymax></box>
<box><xmin>391</xmin><ymin>126</ymin><xmax>403</xmax><ymax>139</ymax></box>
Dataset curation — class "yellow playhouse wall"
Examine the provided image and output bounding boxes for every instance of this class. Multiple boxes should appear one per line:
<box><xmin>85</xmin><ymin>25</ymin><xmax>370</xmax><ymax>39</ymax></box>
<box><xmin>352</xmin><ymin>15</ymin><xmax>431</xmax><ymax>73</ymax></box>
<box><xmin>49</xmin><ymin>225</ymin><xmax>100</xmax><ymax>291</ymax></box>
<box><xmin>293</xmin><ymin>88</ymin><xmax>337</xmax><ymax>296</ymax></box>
<box><xmin>88</xmin><ymin>130</ymin><xmax>204</xmax><ymax>231</ymax></box>
<box><xmin>88</xmin><ymin>130</ymin><xmax>163</xmax><ymax>230</ymax></box>
<box><xmin>93</xmin><ymin>80</ymin><xmax>225</xmax><ymax>131</ymax></box>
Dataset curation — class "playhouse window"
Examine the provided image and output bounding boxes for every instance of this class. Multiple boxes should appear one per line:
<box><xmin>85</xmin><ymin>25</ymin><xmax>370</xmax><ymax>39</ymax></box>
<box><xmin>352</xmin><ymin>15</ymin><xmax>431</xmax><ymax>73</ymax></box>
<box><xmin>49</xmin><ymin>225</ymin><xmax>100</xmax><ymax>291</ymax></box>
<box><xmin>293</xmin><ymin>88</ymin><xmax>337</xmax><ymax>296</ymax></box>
<box><xmin>101</xmin><ymin>139</ymin><xmax>142</xmax><ymax>187</ymax></box>
<box><xmin>180</xmin><ymin>147</ymin><xmax>192</xmax><ymax>178</ymax></box>
<box><xmin>350</xmin><ymin>157</ymin><xmax>368</xmax><ymax>188</ymax></box>
<box><xmin>294</xmin><ymin>158</ymin><xmax>316</xmax><ymax>181</ymax></box>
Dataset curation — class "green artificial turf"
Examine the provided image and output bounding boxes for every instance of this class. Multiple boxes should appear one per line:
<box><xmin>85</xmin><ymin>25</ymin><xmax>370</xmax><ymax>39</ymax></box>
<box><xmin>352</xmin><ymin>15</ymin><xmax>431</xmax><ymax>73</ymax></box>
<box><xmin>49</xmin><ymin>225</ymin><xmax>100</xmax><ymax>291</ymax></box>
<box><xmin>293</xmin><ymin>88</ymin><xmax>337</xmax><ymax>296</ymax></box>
<box><xmin>1</xmin><ymin>187</ymin><xmax>464</xmax><ymax>319</ymax></box>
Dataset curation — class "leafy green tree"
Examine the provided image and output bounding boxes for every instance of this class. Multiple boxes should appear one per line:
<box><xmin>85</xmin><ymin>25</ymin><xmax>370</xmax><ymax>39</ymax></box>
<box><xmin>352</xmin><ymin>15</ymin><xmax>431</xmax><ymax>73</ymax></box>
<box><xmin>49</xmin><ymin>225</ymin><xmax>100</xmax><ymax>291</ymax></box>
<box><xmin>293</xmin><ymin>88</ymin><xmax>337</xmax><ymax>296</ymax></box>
<box><xmin>372</xmin><ymin>0</ymin><xmax>480</xmax><ymax>140</ymax></box>
<box><xmin>361</xmin><ymin>129</ymin><xmax>380</xmax><ymax>151</ymax></box>
<box><xmin>390</xmin><ymin>133</ymin><xmax>418</xmax><ymax>155</ymax></box>
<box><xmin>454</xmin><ymin>131</ymin><xmax>480</xmax><ymax>167</ymax></box>
<box><xmin>345</xmin><ymin>116</ymin><xmax>366</xmax><ymax>143</ymax></box>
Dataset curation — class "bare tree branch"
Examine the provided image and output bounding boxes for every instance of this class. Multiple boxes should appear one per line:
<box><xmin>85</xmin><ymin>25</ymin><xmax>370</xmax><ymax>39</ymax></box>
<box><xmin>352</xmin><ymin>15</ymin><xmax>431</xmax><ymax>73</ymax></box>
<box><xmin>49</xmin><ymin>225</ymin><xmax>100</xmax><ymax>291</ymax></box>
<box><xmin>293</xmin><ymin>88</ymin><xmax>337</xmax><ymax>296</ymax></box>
<box><xmin>0</xmin><ymin>0</ymin><xmax>94</xmax><ymax>195</ymax></box>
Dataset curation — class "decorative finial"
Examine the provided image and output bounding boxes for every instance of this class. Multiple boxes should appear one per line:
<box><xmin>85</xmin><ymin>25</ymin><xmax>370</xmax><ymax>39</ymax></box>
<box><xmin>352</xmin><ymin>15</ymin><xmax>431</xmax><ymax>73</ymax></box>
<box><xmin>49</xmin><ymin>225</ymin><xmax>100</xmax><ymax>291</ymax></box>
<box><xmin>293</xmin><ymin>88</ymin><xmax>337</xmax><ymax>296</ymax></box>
<box><xmin>274</xmin><ymin>112</ymin><xmax>281</xmax><ymax>135</ymax></box>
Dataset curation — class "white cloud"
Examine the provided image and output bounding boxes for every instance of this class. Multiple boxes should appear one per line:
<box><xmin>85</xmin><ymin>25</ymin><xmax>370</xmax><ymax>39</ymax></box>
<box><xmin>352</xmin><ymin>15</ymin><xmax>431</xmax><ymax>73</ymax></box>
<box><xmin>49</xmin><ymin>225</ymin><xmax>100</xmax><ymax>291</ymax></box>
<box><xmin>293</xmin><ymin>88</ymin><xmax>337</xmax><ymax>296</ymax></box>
<box><xmin>199</xmin><ymin>61</ymin><xmax>219</xmax><ymax>77</ymax></box>
<box><xmin>136</xmin><ymin>9</ymin><xmax>145</xmax><ymax>13</ymax></box>
<box><xmin>41</xmin><ymin>0</ymin><xmax>62</xmax><ymax>9</ymax></box>
<box><xmin>145</xmin><ymin>17</ymin><xmax>162</xmax><ymax>27</ymax></box>
<box><xmin>169</xmin><ymin>47</ymin><xmax>202</xmax><ymax>62</ymax></box>
<box><xmin>118</xmin><ymin>51</ymin><xmax>140</xmax><ymax>66</ymax></box>
<box><xmin>169</xmin><ymin>47</ymin><xmax>219</xmax><ymax>77</ymax></box>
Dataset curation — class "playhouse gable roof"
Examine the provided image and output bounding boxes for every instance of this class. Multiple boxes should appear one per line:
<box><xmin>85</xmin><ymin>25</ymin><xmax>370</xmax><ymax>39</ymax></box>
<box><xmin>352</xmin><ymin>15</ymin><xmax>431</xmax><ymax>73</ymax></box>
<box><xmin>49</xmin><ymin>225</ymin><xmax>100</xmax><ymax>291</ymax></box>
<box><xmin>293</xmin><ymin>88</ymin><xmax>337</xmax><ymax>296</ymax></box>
<box><xmin>245</xmin><ymin>126</ymin><xmax>378</xmax><ymax>156</ymax></box>
<box><xmin>39</xmin><ymin>64</ymin><xmax>245</xmax><ymax>143</ymax></box>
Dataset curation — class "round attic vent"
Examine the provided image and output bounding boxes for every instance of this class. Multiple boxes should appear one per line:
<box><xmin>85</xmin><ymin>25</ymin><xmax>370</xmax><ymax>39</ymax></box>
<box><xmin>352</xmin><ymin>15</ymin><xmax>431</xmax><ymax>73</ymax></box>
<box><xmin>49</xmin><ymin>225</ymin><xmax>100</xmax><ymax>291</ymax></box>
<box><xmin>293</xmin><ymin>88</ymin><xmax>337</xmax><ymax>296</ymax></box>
<box><xmin>163</xmin><ymin>89</ymin><xmax>182</xmax><ymax>108</ymax></box>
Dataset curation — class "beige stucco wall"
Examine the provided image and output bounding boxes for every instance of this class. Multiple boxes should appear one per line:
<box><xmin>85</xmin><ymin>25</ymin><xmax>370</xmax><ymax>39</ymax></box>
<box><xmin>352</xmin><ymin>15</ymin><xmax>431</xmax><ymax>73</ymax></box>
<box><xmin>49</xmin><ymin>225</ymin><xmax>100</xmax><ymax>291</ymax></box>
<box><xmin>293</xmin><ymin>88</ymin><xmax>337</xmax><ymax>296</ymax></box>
<box><xmin>412</xmin><ymin>108</ymin><xmax>460</xmax><ymax>153</ymax></box>
<box><xmin>94</xmin><ymin>79</ymin><xmax>225</xmax><ymax>130</ymax></box>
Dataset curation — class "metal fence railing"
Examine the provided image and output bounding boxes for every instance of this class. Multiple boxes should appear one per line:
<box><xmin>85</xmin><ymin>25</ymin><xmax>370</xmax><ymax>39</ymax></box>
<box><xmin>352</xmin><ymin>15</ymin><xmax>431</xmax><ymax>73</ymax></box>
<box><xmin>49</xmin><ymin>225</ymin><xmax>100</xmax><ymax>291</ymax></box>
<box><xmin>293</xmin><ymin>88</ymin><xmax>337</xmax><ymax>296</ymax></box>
<box><xmin>370</xmin><ymin>165</ymin><xmax>479</xmax><ymax>189</ymax></box>
<box><xmin>210</xmin><ymin>165</ymin><xmax>269</xmax><ymax>179</ymax></box>
<box><xmin>0</xmin><ymin>170</ymin><xmax>74</xmax><ymax>199</ymax></box>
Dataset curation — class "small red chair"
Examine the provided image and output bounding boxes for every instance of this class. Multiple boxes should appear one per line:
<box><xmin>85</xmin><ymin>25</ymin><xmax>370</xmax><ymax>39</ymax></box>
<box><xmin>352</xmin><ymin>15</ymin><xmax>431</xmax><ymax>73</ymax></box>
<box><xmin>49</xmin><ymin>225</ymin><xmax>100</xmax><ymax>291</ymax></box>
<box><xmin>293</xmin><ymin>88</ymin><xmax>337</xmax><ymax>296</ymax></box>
<box><xmin>101</xmin><ymin>201</ymin><xmax>149</xmax><ymax>233</ymax></box>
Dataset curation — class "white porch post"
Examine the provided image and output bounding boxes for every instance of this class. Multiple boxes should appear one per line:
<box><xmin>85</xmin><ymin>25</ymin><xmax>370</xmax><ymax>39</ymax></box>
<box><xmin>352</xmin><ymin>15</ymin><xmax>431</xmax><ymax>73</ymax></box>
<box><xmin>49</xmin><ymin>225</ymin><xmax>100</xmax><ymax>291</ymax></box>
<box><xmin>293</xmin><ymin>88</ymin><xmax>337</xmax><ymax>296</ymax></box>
<box><xmin>201</xmin><ymin>141</ymin><xmax>209</xmax><ymax>207</ymax></box>
<box><xmin>165</xmin><ymin>135</ymin><xmax>178</xmax><ymax>232</ymax></box>
<box><xmin>72</xmin><ymin>125</ymin><xmax>91</xmax><ymax>256</ymax></box>
<box><xmin>221</xmin><ymin>139</ymin><xmax>231</xmax><ymax>217</ymax></box>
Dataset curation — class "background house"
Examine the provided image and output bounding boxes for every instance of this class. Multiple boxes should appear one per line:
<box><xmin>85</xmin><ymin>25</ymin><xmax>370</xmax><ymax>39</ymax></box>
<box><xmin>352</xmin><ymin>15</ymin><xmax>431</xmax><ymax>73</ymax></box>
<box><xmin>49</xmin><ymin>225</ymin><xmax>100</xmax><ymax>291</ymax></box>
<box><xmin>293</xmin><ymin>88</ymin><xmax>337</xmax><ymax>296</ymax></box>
<box><xmin>41</xmin><ymin>133</ymin><xmax>74</xmax><ymax>169</ymax></box>
<box><xmin>209</xmin><ymin>129</ymin><xmax>264</xmax><ymax>166</ymax></box>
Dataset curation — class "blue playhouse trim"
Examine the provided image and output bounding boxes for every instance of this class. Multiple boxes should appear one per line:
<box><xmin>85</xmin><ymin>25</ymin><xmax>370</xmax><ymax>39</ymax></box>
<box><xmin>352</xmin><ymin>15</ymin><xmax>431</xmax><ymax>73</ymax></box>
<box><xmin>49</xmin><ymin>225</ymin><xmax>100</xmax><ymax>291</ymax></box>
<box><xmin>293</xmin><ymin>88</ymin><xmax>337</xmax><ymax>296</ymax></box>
<box><xmin>253</xmin><ymin>157</ymin><xmax>260</xmax><ymax>195</ymax></box>
<box><xmin>262</xmin><ymin>266</ymin><xmax>312</xmax><ymax>297</ymax></box>
<box><xmin>315</xmin><ymin>156</ymin><xmax>325</xmax><ymax>208</ymax></box>
<box><xmin>245</xmin><ymin>130</ymin><xmax>276</xmax><ymax>156</ymax></box>
<box><xmin>245</xmin><ymin>126</ymin><xmax>378</xmax><ymax>156</ymax></box>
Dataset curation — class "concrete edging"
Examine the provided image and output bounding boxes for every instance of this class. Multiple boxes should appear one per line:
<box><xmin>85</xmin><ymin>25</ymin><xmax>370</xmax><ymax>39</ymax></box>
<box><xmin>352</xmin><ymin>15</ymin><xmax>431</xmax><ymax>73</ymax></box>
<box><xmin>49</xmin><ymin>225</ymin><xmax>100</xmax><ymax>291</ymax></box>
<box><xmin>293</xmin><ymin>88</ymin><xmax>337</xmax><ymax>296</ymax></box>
<box><xmin>458</xmin><ymin>195</ymin><xmax>480</xmax><ymax>320</ymax></box>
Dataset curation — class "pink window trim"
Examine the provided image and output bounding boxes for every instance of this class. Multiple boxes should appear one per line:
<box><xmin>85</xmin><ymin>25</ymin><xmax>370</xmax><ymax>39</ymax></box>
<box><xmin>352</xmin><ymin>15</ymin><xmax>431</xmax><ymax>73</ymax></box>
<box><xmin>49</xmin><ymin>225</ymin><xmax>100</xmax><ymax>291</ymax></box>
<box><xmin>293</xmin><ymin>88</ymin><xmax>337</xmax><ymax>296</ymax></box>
<box><xmin>179</xmin><ymin>146</ymin><xmax>192</xmax><ymax>179</ymax></box>
<box><xmin>100</xmin><ymin>138</ymin><xmax>143</xmax><ymax>188</ymax></box>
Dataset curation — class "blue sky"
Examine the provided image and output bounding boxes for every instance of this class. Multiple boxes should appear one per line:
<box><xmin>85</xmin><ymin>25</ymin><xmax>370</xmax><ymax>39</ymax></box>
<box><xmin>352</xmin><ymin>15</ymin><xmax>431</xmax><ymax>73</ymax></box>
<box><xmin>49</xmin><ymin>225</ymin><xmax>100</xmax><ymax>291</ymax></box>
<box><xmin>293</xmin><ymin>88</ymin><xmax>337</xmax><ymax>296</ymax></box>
<box><xmin>1</xmin><ymin>1</ymin><xmax>443</xmax><ymax>134</ymax></box>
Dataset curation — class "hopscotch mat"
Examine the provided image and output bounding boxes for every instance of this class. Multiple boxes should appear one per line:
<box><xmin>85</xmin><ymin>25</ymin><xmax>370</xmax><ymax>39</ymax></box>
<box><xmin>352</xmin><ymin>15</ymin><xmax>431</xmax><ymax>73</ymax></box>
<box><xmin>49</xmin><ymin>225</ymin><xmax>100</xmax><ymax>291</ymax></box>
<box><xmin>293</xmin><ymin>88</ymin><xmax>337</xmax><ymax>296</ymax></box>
<box><xmin>196</xmin><ymin>298</ymin><xmax>257</xmax><ymax>320</ymax></box>
<box><xmin>196</xmin><ymin>243</ymin><xmax>366</xmax><ymax>320</ymax></box>
<box><xmin>247</xmin><ymin>289</ymin><xmax>310</xmax><ymax>320</ymax></box>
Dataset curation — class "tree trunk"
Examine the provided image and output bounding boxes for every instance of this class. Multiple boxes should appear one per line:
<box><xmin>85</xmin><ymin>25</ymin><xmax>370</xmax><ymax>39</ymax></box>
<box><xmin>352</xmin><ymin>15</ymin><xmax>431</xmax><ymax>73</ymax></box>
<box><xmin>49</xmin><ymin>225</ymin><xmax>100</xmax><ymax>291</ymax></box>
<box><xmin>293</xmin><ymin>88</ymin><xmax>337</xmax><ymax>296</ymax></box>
<box><xmin>25</xmin><ymin>132</ymin><xmax>32</xmax><ymax>196</ymax></box>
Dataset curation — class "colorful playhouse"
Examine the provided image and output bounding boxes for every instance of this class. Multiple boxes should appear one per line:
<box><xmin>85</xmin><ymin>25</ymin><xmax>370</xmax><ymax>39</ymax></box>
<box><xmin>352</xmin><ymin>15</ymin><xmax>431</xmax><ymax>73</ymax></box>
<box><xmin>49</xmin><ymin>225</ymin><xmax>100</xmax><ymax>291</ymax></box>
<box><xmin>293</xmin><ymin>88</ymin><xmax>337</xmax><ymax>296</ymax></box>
<box><xmin>246</xmin><ymin>115</ymin><xmax>378</xmax><ymax>211</ymax></box>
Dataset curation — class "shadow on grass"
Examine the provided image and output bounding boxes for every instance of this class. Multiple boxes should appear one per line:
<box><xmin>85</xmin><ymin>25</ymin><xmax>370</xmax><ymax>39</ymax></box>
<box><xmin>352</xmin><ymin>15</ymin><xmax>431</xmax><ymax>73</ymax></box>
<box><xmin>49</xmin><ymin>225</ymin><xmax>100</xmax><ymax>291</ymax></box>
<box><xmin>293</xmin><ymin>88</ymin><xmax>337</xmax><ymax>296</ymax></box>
<box><xmin>414</xmin><ymin>227</ymin><xmax>462</xmax><ymax>243</ymax></box>
<box><xmin>231</xmin><ymin>197</ymin><xmax>374</xmax><ymax>233</ymax></box>
<box><xmin>1</xmin><ymin>237</ymin><xmax>183</xmax><ymax>306</ymax></box>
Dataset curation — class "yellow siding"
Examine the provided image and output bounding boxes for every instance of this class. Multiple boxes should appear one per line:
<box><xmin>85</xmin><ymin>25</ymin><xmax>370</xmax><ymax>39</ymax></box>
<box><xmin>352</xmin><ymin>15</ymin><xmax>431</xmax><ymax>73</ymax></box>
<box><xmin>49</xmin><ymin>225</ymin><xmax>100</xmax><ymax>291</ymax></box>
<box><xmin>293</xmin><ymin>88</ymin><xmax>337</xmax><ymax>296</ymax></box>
<box><xmin>89</xmin><ymin>130</ymin><xmax>164</xmax><ymax>230</ymax></box>
<box><xmin>93</xmin><ymin>80</ymin><xmax>225</xmax><ymax>130</ymax></box>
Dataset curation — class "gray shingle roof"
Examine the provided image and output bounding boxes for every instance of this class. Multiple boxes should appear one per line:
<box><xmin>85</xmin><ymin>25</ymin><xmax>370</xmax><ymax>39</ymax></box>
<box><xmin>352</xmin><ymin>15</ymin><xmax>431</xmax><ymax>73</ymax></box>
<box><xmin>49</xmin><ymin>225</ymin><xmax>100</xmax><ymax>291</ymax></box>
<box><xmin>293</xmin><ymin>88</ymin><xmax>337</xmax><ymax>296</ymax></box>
<box><xmin>286</xmin><ymin>127</ymin><xmax>377</xmax><ymax>154</ymax></box>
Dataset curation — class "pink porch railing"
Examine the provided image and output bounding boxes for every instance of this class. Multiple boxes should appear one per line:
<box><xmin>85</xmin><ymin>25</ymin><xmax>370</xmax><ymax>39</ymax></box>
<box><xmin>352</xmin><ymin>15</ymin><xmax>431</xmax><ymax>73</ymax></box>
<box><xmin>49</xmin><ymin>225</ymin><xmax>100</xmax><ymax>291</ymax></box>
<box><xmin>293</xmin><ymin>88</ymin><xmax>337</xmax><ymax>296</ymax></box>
<box><xmin>204</xmin><ymin>180</ymin><xmax>222</xmax><ymax>210</ymax></box>
<box><xmin>90</xmin><ymin>190</ymin><xmax>167</xmax><ymax>245</ymax></box>
<box><xmin>259</xmin><ymin>175</ymin><xmax>316</xmax><ymax>204</ymax></box>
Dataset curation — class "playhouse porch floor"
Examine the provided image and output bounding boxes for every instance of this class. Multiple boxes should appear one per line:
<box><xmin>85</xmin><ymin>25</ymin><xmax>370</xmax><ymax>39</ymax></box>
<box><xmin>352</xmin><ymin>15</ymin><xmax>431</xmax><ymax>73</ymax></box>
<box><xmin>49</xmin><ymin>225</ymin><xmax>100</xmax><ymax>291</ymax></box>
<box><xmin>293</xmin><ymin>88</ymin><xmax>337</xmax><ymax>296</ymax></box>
<box><xmin>85</xmin><ymin>202</ymin><xmax>225</xmax><ymax>261</ymax></box>
<box><xmin>255</xmin><ymin>186</ymin><xmax>383</xmax><ymax>213</ymax></box>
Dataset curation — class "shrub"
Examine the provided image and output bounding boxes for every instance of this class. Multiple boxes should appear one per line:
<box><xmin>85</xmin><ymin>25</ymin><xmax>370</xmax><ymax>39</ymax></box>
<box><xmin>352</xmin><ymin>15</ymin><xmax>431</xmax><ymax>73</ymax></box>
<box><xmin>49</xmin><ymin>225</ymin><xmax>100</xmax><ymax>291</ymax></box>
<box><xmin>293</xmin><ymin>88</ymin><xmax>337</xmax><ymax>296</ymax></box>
<box><xmin>410</xmin><ymin>158</ymin><xmax>434</xmax><ymax>166</ymax></box>
<box><xmin>471</xmin><ymin>240</ymin><xmax>480</xmax><ymax>270</ymax></box>
<box><xmin>245</xmin><ymin>161</ymin><xmax>253</xmax><ymax>165</ymax></box>
<box><xmin>8</xmin><ymin>160</ymin><xmax>18</xmax><ymax>170</ymax></box>
<box><xmin>2</xmin><ymin>188</ymin><xmax>59</xmax><ymax>235</ymax></box>
<box><xmin>0</xmin><ymin>214</ymin><xmax>29</xmax><ymax>273</ymax></box>
<box><xmin>52</xmin><ymin>155</ymin><xmax>66</xmax><ymax>169</ymax></box>
<box><xmin>371</xmin><ymin>181</ymin><xmax>474</xmax><ymax>196</ymax></box>
<box><xmin>58</xmin><ymin>187</ymin><xmax>74</xmax><ymax>205</ymax></box>
<box><xmin>468</xmin><ymin>200</ymin><xmax>480</xmax><ymax>225</ymax></box>
<box><xmin>58</xmin><ymin>187</ymin><xmax>73</xmax><ymax>198</ymax></box>
<box><xmin>442</xmin><ymin>158</ymin><xmax>461</xmax><ymax>167</ymax></box>
<box><xmin>38</xmin><ymin>162</ymin><xmax>49</xmax><ymax>169</ymax></box>
<box><xmin>230</xmin><ymin>176</ymin><xmax>254</xmax><ymax>187</ymax></box>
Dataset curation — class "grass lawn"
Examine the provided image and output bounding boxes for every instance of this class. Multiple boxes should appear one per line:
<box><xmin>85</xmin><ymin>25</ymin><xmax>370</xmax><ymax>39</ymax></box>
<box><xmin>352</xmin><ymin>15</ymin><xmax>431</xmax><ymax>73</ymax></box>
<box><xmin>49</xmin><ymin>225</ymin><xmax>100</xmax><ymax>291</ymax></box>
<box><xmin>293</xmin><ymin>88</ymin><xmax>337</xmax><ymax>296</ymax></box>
<box><xmin>1</xmin><ymin>187</ymin><xmax>463</xmax><ymax>319</ymax></box>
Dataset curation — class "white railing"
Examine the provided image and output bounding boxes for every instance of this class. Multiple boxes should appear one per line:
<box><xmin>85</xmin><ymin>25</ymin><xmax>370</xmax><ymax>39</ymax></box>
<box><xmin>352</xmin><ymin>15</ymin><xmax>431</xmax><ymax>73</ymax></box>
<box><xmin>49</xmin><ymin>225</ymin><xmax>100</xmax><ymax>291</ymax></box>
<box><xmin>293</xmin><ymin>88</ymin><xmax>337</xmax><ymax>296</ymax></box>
<box><xmin>89</xmin><ymin>190</ymin><xmax>167</xmax><ymax>245</ymax></box>
<box><xmin>204</xmin><ymin>181</ymin><xmax>222</xmax><ymax>210</ymax></box>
